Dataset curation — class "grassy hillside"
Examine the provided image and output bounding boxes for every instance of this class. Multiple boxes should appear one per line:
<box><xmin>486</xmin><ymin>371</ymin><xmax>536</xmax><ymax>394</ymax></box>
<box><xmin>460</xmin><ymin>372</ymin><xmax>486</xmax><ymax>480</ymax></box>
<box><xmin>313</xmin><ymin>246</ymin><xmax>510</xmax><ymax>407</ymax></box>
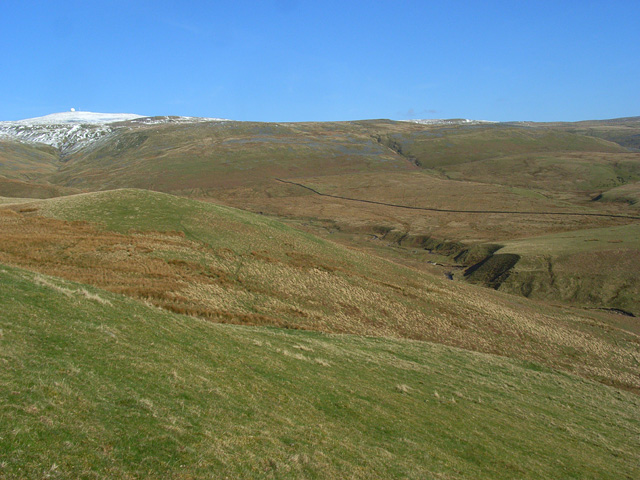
<box><xmin>380</xmin><ymin>124</ymin><xmax>626</xmax><ymax>169</ymax></box>
<box><xmin>2</xmin><ymin>116</ymin><xmax>639</xmax><ymax>338</ymax></box>
<box><xmin>436</xmin><ymin>152</ymin><xmax>640</xmax><ymax>195</ymax></box>
<box><xmin>211</xmin><ymin>170</ymin><xmax>640</xmax><ymax>318</ymax></box>
<box><xmin>0</xmin><ymin>176</ymin><xmax>79</xmax><ymax>199</ymax></box>
<box><xmin>543</xmin><ymin>116</ymin><xmax>640</xmax><ymax>151</ymax></box>
<box><xmin>232</xmin><ymin>171</ymin><xmax>633</xmax><ymax>244</ymax></box>
<box><xmin>1</xmin><ymin>264</ymin><xmax>639</xmax><ymax>479</ymax></box>
<box><xmin>492</xmin><ymin>224</ymin><xmax>640</xmax><ymax>315</ymax></box>
<box><xmin>598</xmin><ymin>182</ymin><xmax>640</xmax><ymax>207</ymax></box>
<box><xmin>1</xmin><ymin>189</ymin><xmax>639</xmax><ymax>394</ymax></box>
<box><xmin>2</xmin><ymin>117</ymin><xmax>640</xmax><ymax>478</ymax></box>
<box><xmin>0</xmin><ymin>139</ymin><xmax>59</xmax><ymax>180</ymax></box>
<box><xmin>26</xmin><ymin>116</ymin><xmax>639</xmax><ymax>245</ymax></box>
<box><xmin>44</xmin><ymin>119</ymin><xmax>627</xmax><ymax>197</ymax></box>
<box><xmin>48</xmin><ymin>120</ymin><xmax>413</xmax><ymax>192</ymax></box>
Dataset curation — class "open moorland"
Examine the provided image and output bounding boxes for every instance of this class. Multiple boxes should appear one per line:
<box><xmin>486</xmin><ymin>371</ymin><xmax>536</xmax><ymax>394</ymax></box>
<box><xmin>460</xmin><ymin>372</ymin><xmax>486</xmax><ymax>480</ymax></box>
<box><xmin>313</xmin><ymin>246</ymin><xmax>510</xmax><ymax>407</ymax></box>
<box><xmin>1</xmin><ymin>115</ymin><xmax>639</xmax><ymax>478</ymax></box>
<box><xmin>2</xmin><ymin>264</ymin><xmax>639</xmax><ymax>479</ymax></box>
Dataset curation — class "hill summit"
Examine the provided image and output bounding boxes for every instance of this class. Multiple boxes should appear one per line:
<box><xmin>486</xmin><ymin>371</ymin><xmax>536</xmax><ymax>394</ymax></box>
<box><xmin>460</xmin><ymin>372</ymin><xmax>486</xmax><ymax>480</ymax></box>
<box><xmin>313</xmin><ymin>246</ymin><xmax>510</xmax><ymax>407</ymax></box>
<box><xmin>2</xmin><ymin>111</ymin><xmax>233</xmax><ymax>126</ymax></box>
<box><xmin>9</xmin><ymin>111</ymin><xmax>144</xmax><ymax>125</ymax></box>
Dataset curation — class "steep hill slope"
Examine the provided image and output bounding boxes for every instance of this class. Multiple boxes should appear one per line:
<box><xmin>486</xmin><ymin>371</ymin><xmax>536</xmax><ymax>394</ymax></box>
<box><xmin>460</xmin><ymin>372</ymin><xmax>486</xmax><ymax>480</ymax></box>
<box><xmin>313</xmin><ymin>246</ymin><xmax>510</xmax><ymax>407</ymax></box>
<box><xmin>2</xmin><ymin>264</ymin><xmax>639</xmax><ymax>479</ymax></box>
<box><xmin>0</xmin><ymin>139</ymin><xmax>59</xmax><ymax>180</ymax></box>
<box><xmin>1</xmin><ymin>189</ymin><xmax>639</xmax><ymax>393</ymax></box>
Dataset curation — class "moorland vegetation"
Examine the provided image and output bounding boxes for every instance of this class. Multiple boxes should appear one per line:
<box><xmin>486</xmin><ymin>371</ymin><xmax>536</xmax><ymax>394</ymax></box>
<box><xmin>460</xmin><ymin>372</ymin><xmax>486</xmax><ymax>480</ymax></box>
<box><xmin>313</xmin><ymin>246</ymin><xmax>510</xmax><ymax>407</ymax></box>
<box><xmin>1</xmin><ymin>115</ymin><xmax>639</xmax><ymax>478</ymax></box>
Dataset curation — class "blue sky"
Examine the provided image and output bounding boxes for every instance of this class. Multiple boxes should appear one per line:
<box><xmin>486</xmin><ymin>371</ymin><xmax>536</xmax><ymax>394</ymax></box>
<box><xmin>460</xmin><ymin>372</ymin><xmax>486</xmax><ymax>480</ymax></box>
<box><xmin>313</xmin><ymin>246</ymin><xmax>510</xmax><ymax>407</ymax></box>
<box><xmin>2</xmin><ymin>0</ymin><xmax>639</xmax><ymax>122</ymax></box>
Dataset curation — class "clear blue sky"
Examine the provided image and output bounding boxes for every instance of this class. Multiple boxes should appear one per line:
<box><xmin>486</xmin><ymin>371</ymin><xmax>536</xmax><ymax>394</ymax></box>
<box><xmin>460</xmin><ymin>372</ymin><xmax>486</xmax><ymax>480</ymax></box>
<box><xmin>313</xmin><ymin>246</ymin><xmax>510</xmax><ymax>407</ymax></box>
<box><xmin>2</xmin><ymin>0</ymin><xmax>639</xmax><ymax>122</ymax></box>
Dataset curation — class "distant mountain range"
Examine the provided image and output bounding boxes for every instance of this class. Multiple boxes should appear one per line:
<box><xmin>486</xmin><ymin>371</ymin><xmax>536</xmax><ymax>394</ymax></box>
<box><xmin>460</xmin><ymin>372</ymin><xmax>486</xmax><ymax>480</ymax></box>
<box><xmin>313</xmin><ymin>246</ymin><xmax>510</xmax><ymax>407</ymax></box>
<box><xmin>0</xmin><ymin>111</ymin><xmax>502</xmax><ymax>151</ymax></box>
<box><xmin>2</xmin><ymin>111</ymin><xmax>639</xmax><ymax>153</ymax></box>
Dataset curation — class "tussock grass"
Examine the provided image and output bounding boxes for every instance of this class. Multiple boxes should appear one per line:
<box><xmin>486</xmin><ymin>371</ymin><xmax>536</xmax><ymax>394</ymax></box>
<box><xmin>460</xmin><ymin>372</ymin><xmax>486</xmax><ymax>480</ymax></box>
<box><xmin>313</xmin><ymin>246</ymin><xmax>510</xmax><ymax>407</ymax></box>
<box><xmin>1</xmin><ymin>264</ymin><xmax>639</xmax><ymax>479</ymax></box>
<box><xmin>1</xmin><ymin>190</ymin><xmax>639</xmax><ymax>394</ymax></box>
<box><xmin>0</xmin><ymin>196</ymin><xmax>33</xmax><ymax>205</ymax></box>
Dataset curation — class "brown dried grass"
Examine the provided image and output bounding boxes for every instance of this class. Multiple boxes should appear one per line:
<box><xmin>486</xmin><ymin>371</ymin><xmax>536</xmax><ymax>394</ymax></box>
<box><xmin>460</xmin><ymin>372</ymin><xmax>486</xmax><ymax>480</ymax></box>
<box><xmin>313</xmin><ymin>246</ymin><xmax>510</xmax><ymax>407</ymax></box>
<box><xmin>1</xmin><ymin>208</ymin><xmax>639</xmax><ymax>393</ymax></box>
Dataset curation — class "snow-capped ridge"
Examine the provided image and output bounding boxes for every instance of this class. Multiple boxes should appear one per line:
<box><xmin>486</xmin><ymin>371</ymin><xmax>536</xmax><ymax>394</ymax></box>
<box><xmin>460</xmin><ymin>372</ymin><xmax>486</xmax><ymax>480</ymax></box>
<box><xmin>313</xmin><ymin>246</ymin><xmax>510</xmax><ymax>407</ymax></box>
<box><xmin>0</xmin><ymin>111</ymin><xmax>230</xmax><ymax>151</ymax></box>
<box><xmin>0</xmin><ymin>111</ymin><xmax>146</xmax><ymax>151</ymax></box>
<box><xmin>14</xmin><ymin>111</ymin><xmax>144</xmax><ymax>125</ymax></box>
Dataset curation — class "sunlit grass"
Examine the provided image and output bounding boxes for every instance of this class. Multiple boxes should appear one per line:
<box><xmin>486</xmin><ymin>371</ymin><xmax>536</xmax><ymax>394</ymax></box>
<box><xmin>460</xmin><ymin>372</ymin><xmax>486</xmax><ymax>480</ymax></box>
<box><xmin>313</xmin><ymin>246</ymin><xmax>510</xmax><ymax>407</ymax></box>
<box><xmin>1</xmin><ymin>264</ymin><xmax>639</xmax><ymax>479</ymax></box>
<box><xmin>2</xmin><ymin>190</ymin><xmax>639</xmax><ymax>394</ymax></box>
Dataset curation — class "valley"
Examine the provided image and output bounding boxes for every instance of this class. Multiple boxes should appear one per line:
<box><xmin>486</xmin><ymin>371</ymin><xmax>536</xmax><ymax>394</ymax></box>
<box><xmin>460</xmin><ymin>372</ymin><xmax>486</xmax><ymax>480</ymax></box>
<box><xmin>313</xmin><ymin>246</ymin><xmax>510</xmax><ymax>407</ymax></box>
<box><xmin>1</xmin><ymin>112</ymin><xmax>639</xmax><ymax>478</ymax></box>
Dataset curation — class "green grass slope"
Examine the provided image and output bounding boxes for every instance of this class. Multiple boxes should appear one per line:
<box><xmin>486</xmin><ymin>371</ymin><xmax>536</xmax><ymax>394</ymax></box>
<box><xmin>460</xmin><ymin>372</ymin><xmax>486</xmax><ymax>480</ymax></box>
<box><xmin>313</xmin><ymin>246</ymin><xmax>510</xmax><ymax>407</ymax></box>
<box><xmin>382</xmin><ymin>124</ymin><xmax>626</xmax><ymax>169</ymax></box>
<box><xmin>1</xmin><ymin>264</ymin><xmax>639</xmax><ymax>479</ymax></box>
<box><xmin>496</xmin><ymin>224</ymin><xmax>640</xmax><ymax>316</ymax></box>
<box><xmin>545</xmin><ymin>116</ymin><xmax>640</xmax><ymax>151</ymax></box>
<box><xmin>5</xmin><ymin>189</ymin><xmax>640</xmax><ymax>394</ymax></box>
<box><xmin>437</xmin><ymin>152</ymin><xmax>640</xmax><ymax>195</ymax></box>
<box><xmin>598</xmin><ymin>182</ymin><xmax>640</xmax><ymax>207</ymax></box>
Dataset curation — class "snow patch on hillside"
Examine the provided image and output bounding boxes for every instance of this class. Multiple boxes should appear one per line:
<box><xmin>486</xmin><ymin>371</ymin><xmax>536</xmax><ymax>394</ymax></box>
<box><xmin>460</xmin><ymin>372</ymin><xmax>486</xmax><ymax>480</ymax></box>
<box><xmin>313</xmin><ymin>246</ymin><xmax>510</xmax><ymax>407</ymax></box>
<box><xmin>400</xmin><ymin>119</ymin><xmax>497</xmax><ymax>125</ymax></box>
<box><xmin>131</xmin><ymin>115</ymin><xmax>230</xmax><ymax>125</ymax></box>
<box><xmin>0</xmin><ymin>111</ymin><xmax>144</xmax><ymax>151</ymax></box>
<box><xmin>0</xmin><ymin>123</ymin><xmax>110</xmax><ymax>151</ymax></box>
<box><xmin>0</xmin><ymin>111</ymin><xmax>229</xmax><ymax>151</ymax></box>
<box><xmin>0</xmin><ymin>122</ymin><xmax>115</xmax><ymax>151</ymax></box>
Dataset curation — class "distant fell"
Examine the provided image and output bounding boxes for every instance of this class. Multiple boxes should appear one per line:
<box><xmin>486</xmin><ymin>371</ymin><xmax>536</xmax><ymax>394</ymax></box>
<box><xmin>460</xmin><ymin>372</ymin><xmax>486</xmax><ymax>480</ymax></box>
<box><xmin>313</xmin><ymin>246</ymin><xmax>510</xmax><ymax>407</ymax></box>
<box><xmin>11</xmin><ymin>111</ymin><xmax>144</xmax><ymax>125</ymax></box>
